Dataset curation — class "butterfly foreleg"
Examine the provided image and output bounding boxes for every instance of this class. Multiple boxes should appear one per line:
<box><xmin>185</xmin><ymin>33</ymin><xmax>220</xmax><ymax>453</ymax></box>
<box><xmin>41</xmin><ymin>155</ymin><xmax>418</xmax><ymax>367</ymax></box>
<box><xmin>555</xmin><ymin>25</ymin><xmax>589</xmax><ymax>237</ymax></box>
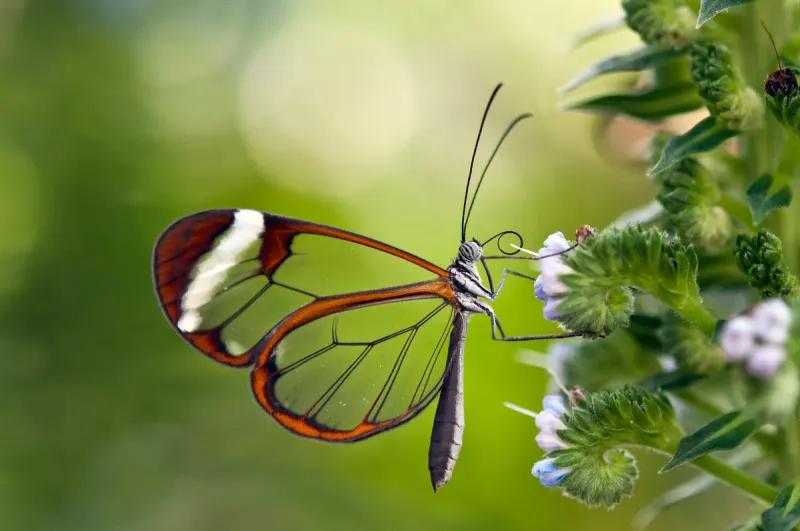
<box><xmin>488</xmin><ymin>267</ymin><xmax>537</xmax><ymax>299</ymax></box>
<box><xmin>488</xmin><ymin>310</ymin><xmax>586</xmax><ymax>341</ymax></box>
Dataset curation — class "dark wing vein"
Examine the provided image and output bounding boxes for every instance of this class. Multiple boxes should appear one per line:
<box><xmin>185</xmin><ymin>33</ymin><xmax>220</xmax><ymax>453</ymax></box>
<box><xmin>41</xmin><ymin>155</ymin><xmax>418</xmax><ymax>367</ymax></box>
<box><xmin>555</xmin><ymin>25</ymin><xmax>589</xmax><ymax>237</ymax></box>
<box><xmin>411</xmin><ymin>306</ymin><xmax>454</xmax><ymax>406</ymax></box>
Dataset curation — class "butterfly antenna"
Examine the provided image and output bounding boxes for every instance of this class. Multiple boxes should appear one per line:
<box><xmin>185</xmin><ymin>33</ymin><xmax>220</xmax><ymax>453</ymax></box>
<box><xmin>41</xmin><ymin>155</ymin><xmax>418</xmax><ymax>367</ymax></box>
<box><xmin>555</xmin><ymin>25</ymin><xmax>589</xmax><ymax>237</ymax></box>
<box><xmin>461</xmin><ymin>83</ymin><xmax>503</xmax><ymax>243</ymax></box>
<box><xmin>761</xmin><ymin>19</ymin><xmax>783</xmax><ymax>70</ymax></box>
<box><xmin>463</xmin><ymin>111</ymin><xmax>533</xmax><ymax>234</ymax></box>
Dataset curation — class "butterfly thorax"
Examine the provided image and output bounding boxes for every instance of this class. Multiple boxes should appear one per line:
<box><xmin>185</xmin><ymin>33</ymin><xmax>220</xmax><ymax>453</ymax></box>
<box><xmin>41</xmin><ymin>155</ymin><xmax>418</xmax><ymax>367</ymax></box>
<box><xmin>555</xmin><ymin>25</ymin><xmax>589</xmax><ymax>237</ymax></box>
<box><xmin>447</xmin><ymin>240</ymin><xmax>494</xmax><ymax>315</ymax></box>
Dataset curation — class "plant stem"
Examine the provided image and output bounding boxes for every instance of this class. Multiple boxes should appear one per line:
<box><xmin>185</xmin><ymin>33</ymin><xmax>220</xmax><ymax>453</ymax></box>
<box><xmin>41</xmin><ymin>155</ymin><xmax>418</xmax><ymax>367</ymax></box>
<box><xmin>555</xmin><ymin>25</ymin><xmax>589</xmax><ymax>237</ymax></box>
<box><xmin>777</xmin><ymin>420</ymin><xmax>800</xmax><ymax>484</ymax></box>
<box><xmin>718</xmin><ymin>192</ymin><xmax>753</xmax><ymax>225</ymax></box>
<box><xmin>775</xmin><ymin>131</ymin><xmax>800</xmax><ymax>273</ymax></box>
<box><xmin>690</xmin><ymin>454</ymin><xmax>780</xmax><ymax>504</ymax></box>
<box><xmin>675</xmin><ymin>297</ymin><xmax>718</xmax><ymax>336</ymax></box>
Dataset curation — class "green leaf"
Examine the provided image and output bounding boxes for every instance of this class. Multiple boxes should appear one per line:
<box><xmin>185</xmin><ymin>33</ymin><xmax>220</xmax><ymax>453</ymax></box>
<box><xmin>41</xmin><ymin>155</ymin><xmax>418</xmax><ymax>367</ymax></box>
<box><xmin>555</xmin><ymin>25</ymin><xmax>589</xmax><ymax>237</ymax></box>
<box><xmin>563</xmin><ymin>82</ymin><xmax>703</xmax><ymax>121</ymax></box>
<box><xmin>649</xmin><ymin>116</ymin><xmax>738</xmax><ymax>176</ymax></box>
<box><xmin>696</xmin><ymin>0</ymin><xmax>754</xmax><ymax>28</ymax></box>
<box><xmin>559</xmin><ymin>45</ymin><xmax>686</xmax><ymax>94</ymax></box>
<box><xmin>660</xmin><ymin>411</ymin><xmax>761</xmax><ymax>472</ymax></box>
<box><xmin>746</xmin><ymin>174</ymin><xmax>793</xmax><ymax>224</ymax></box>
<box><xmin>571</xmin><ymin>13</ymin><xmax>626</xmax><ymax>49</ymax></box>
<box><xmin>762</xmin><ymin>483</ymin><xmax>800</xmax><ymax>531</ymax></box>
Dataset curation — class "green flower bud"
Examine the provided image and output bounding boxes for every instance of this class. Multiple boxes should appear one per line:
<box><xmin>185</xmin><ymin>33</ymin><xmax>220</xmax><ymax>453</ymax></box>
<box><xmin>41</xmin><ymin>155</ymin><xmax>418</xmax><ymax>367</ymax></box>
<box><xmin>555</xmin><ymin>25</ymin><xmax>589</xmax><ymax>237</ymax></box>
<box><xmin>764</xmin><ymin>65</ymin><xmax>800</xmax><ymax>135</ymax></box>
<box><xmin>548</xmin><ymin>386</ymin><xmax>679</xmax><ymax>508</ymax></box>
<box><xmin>690</xmin><ymin>40</ymin><xmax>764</xmax><ymax>131</ymax></box>
<box><xmin>558</xmin><ymin>224</ymin><xmax>713</xmax><ymax>335</ymax></box>
<box><xmin>656</xmin><ymin>155</ymin><xmax>733</xmax><ymax>252</ymax></box>
<box><xmin>622</xmin><ymin>0</ymin><xmax>696</xmax><ymax>49</ymax></box>
<box><xmin>554</xmin><ymin>282</ymin><xmax>635</xmax><ymax>336</ymax></box>
<box><xmin>657</xmin><ymin>313</ymin><xmax>726</xmax><ymax>374</ymax></box>
<box><xmin>734</xmin><ymin>230</ymin><xmax>800</xmax><ymax>299</ymax></box>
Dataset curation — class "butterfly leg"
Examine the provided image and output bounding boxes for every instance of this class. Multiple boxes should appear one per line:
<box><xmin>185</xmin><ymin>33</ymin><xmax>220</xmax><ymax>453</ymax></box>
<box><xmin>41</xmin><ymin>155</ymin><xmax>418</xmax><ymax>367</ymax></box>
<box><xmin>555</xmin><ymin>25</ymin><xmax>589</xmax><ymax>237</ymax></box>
<box><xmin>481</xmin><ymin>259</ymin><xmax>537</xmax><ymax>300</ymax></box>
<box><xmin>488</xmin><ymin>310</ymin><xmax>587</xmax><ymax>341</ymax></box>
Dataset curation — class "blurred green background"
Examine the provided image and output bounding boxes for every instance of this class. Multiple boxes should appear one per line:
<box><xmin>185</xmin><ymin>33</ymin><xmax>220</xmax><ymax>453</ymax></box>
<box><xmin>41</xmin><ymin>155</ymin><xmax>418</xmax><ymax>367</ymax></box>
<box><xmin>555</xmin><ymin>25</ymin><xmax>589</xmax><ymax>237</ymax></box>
<box><xmin>0</xmin><ymin>1</ymin><xmax>750</xmax><ymax>530</ymax></box>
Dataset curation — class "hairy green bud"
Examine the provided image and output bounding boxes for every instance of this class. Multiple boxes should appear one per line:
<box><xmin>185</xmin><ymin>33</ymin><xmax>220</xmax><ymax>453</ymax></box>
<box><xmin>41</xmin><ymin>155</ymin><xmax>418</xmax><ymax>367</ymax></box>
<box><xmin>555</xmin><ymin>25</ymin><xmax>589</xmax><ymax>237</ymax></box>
<box><xmin>560</xmin><ymin>224</ymin><xmax>715</xmax><ymax>334</ymax></box>
<box><xmin>549</xmin><ymin>386</ymin><xmax>679</xmax><ymax>508</ymax></box>
<box><xmin>622</xmin><ymin>0</ymin><xmax>696</xmax><ymax>49</ymax></box>
<box><xmin>690</xmin><ymin>40</ymin><xmax>763</xmax><ymax>131</ymax></box>
<box><xmin>735</xmin><ymin>230</ymin><xmax>800</xmax><ymax>299</ymax></box>
<box><xmin>656</xmin><ymin>155</ymin><xmax>733</xmax><ymax>252</ymax></box>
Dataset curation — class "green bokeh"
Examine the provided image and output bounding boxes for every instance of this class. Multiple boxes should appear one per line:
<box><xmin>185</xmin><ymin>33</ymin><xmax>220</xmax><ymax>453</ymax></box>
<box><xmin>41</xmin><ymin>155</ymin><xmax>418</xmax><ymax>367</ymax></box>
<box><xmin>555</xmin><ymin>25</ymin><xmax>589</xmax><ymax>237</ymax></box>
<box><xmin>0</xmin><ymin>2</ymin><xmax>743</xmax><ymax>530</ymax></box>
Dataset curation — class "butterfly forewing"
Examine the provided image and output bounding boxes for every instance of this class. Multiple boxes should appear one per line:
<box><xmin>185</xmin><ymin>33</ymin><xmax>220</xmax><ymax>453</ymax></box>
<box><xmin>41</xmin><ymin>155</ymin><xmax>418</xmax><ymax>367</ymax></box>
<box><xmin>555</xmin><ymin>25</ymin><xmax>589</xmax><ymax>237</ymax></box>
<box><xmin>274</xmin><ymin>232</ymin><xmax>440</xmax><ymax>297</ymax></box>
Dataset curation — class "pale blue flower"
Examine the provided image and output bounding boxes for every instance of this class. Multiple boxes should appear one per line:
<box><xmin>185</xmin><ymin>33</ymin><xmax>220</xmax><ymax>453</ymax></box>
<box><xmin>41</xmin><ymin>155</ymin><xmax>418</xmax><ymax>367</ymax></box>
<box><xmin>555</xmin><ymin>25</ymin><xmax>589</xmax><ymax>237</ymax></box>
<box><xmin>745</xmin><ymin>344</ymin><xmax>786</xmax><ymax>379</ymax></box>
<box><xmin>534</xmin><ymin>395</ymin><xmax>570</xmax><ymax>452</ymax></box>
<box><xmin>542</xmin><ymin>395</ymin><xmax>568</xmax><ymax>415</ymax></box>
<box><xmin>532</xmin><ymin>458</ymin><xmax>571</xmax><ymax>487</ymax></box>
<box><xmin>543</xmin><ymin>297</ymin><xmax>565</xmax><ymax>321</ymax></box>
<box><xmin>751</xmin><ymin>298</ymin><xmax>792</xmax><ymax>344</ymax></box>
<box><xmin>533</xmin><ymin>232</ymin><xmax>575</xmax><ymax>321</ymax></box>
<box><xmin>720</xmin><ymin>299</ymin><xmax>792</xmax><ymax>378</ymax></box>
<box><xmin>720</xmin><ymin>316</ymin><xmax>755</xmax><ymax>362</ymax></box>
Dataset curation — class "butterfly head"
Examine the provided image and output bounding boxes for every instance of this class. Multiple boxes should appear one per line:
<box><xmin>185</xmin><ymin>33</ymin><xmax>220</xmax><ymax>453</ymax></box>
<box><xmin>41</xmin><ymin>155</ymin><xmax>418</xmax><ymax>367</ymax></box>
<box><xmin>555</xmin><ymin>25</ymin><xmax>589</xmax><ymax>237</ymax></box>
<box><xmin>458</xmin><ymin>239</ymin><xmax>483</xmax><ymax>264</ymax></box>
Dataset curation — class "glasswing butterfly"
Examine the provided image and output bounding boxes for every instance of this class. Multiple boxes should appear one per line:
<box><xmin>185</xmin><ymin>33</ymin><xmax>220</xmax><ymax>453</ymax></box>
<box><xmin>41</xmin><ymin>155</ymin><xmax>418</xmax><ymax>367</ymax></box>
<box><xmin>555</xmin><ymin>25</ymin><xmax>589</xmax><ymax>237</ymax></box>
<box><xmin>151</xmin><ymin>84</ymin><xmax>586</xmax><ymax>491</ymax></box>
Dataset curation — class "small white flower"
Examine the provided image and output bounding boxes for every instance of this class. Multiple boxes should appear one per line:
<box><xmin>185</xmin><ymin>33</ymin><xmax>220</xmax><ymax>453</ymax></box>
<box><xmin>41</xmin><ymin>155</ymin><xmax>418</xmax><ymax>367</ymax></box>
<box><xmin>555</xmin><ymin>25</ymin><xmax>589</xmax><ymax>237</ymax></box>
<box><xmin>535</xmin><ymin>409</ymin><xmax>566</xmax><ymax>433</ymax></box>
<box><xmin>505</xmin><ymin>394</ymin><xmax>571</xmax><ymax>452</ymax></box>
<box><xmin>531</xmin><ymin>232</ymin><xmax>578</xmax><ymax>324</ymax></box>
<box><xmin>536</xmin><ymin>430</ymin><xmax>569</xmax><ymax>452</ymax></box>
<box><xmin>535</xmin><ymin>409</ymin><xmax>569</xmax><ymax>451</ymax></box>
<box><xmin>533</xmin><ymin>395</ymin><xmax>570</xmax><ymax>451</ymax></box>
<box><xmin>532</xmin><ymin>458</ymin><xmax>571</xmax><ymax>487</ymax></box>
<box><xmin>751</xmin><ymin>298</ymin><xmax>792</xmax><ymax>345</ymax></box>
<box><xmin>533</xmin><ymin>270</ymin><xmax>572</xmax><ymax>300</ymax></box>
<box><xmin>540</xmin><ymin>254</ymin><xmax>573</xmax><ymax>277</ymax></box>
<box><xmin>542</xmin><ymin>395</ymin><xmax>568</xmax><ymax>415</ymax></box>
<box><xmin>745</xmin><ymin>344</ymin><xmax>786</xmax><ymax>379</ymax></box>
<box><xmin>540</xmin><ymin>232</ymin><xmax>572</xmax><ymax>255</ymax></box>
<box><xmin>543</xmin><ymin>297</ymin><xmax>565</xmax><ymax>321</ymax></box>
<box><xmin>657</xmin><ymin>355</ymin><xmax>678</xmax><ymax>372</ymax></box>
<box><xmin>719</xmin><ymin>316</ymin><xmax>755</xmax><ymax>361</ymax></box>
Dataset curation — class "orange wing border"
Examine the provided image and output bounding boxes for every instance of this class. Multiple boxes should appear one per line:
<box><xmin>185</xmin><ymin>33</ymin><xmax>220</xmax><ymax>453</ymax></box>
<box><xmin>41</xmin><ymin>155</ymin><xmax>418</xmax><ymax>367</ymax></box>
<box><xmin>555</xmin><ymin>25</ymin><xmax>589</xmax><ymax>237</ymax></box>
<box><xmin>250</xmin><ymin>278</ymin><xmax>457</xmax><ymax>441</ymax></box>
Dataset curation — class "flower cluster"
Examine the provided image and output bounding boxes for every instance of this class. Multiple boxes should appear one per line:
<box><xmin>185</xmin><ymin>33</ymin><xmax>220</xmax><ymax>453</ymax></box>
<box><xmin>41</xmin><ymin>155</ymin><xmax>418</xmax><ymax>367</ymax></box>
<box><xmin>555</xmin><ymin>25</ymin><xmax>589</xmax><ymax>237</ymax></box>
<box><xmin>719</xmin><ymin>299</ymin><xmax>793</xmax><ymax>378</ymax></box>
<box><xmin>508</xmin><ymin>387</ymin><xmax>678</xmax><ymax>508</ymax></box>
<box><xmin>530</xmin><ymin>395</ymin><xmax>573</xmax><ymax>487</ymax></box>
<box><xmin>533</xmin><ymin>232</ymin><xmax>574</xmax><ymax>322</ymax></box>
